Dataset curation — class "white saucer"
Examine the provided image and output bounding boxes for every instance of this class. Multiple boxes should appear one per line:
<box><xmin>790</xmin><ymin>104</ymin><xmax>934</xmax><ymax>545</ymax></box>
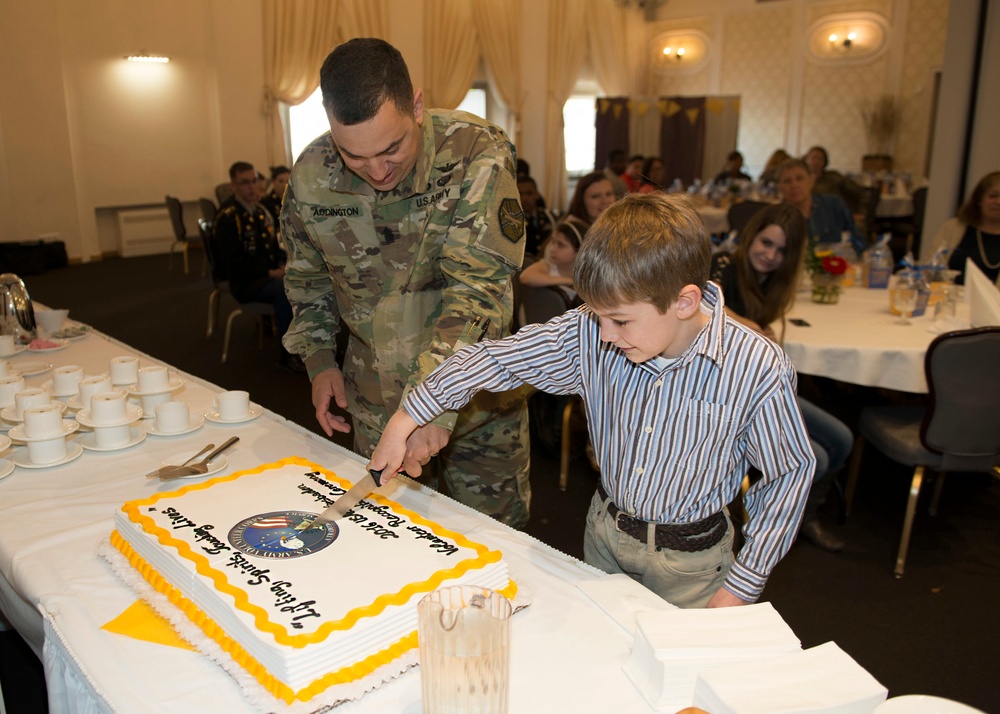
<box><xmin>1</xmin><ymin>401</ymin><xmax>68</xmax><ymax>423</ymax></box>
<box><xmin>79</xmin><ymin>426</ymin><xmax>146</xmax><ymax>452</ymax></box>
<box><xmin>8</xmin><ymin>420</ymin><xmax>80</xmax><ymax>443</ymax></box>
<box><xmin>66</xmin><ymin>388</ymin><xmax>128</xmax><ymax>411</ymax></box>
<box><xmin>0</xmin><ymin>458</ymin><xmax>14</xmax><ymax>480</ymax></box>
<box><xmin>128</xmin><ymin>378</ymin><xmax>185</xmax><ymax>397</ymax></box>
<box><xmin>27</xmin><ymin>339</ymin><xmax>69</xmax><ymax>353</ymax></box>
<box><xmin>9</xmin><ymin>361</ymin><xmax>52</xmax><ymax>377</ymax></box>
<box><xmin>0</xmin><ymin>434</ymin><xmax>10</xmax><ymax>452</ymax></box>
<box><xmin>875</xmin><ymin>695</ymin><xmax>986</xmax><ymax>713</ymax></box>
<box><xmin>159</xmin><ymin>450</ymin><xmax>229</xmax><ymax>479</ymax></box>
<box><xmin>144</xmin><ymin>415</ymin><xmax>206</xmax><ymax>437</ymax></box>
<box><xmin>12</xmin><ymin>441</ymin><xmax>84</xmax><ymax>469</ymax></box>
<box><xmin>110</xmin><ymin>378</ymin><xmax>137</xmax><ymax>387</ymax></box>
<box><xmin>50</xmin><ymin>325</ymin><xmax>90</xmax><ymax>341</ymax></box>
<box><xmin>76</xmin><ymin>403</ymin><xmax>143</xmax><ymax>428</ymax></box>
<box><xmin>204</xmin><ymin>403</ymin><xmax>264</xmax><ymax>424</ymax></box>
<box><xmin>0</xmin><ymin>346</ymin><xmax>27</xmax><ymax>358</ymax></box>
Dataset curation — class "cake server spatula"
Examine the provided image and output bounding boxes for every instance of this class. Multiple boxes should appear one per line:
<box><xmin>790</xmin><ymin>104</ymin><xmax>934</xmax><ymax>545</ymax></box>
<box><xmin>295</xmin><ymin>469</ymin><xmax>385</xmax><ymax>531</ymax></box>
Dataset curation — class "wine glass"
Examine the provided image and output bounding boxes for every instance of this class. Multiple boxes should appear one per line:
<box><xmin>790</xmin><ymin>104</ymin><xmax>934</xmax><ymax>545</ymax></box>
<box><xmin>895</xmin><ymin>282</ymin><xmax>918</xmax><ymax>325</ymax></box>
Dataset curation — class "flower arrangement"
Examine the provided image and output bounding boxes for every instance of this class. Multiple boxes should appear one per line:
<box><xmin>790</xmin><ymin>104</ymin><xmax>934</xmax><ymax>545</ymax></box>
<box><xmin>808</xmin><ymin>248</ymin><xmax>848</xmax><ymax>304</ymax></box>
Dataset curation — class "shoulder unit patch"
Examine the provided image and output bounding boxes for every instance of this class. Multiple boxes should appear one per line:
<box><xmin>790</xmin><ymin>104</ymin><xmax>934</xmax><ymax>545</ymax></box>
<box><xmin>498</xmin><ymin>197</ymin><xmax>525</xmax><ymax>244</ymax></box>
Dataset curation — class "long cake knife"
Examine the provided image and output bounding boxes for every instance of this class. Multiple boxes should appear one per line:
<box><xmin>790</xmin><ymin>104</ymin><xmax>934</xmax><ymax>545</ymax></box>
<box><xmin>295</xmin><ymin>469</ymin><xmax>385</xmax><ymax>531</ymax></box>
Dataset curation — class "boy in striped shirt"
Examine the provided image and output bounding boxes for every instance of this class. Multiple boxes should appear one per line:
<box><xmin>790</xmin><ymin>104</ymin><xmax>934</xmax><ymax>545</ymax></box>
<box><xmin>369</xmin><ymin>193</ymin><xmax>815</xmax><ymax>608</ymax></box>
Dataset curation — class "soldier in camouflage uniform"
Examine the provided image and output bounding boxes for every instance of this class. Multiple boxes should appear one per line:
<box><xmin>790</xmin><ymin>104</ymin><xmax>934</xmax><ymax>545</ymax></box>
<box><xmin>281</xmin><ymin>38</ymin><xmax>530</xmax><ymax>528</ymax></box>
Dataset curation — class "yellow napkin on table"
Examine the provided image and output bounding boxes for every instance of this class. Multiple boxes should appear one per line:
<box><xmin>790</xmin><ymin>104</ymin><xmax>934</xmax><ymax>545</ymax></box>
<box><xmin>101</xmin><ymin>600</ymin><xmax>195</xmax><ymax>651</ymax></box>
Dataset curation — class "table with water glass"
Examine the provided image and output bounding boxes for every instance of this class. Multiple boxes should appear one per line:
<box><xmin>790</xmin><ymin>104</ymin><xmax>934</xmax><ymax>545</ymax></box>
<box><xmin>0</xmin><ymin>322</ymin><xmax>657</xmax><ymax>713</ymax></box>
<box><xmin>781</xmin><ymin>285</ymin><xmax>969</xmax><ymax>393</ymax></box>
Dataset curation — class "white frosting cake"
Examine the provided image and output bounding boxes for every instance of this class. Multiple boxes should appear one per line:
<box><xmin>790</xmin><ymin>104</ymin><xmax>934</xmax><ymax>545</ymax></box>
<box><xmin>106</xmin><ymin>456</ymin><xmax>516</xmax><ymax>710</ymax></box>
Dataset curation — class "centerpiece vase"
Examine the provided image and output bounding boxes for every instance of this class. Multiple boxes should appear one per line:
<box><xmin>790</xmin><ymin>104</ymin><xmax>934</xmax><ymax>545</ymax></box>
<box><xmin>811</xmin><ymin>273</ymin><xmax>843</xmax><ymax>304</ymax></box>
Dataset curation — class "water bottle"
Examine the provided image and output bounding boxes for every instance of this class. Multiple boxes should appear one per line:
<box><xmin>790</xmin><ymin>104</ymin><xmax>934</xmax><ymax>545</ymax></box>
<box><xmin>863</xmin><ymin>234</ymin><xmax>892</xmax><ymax>289</ymax></box>
<box><xmin>687</xmin><ymin>178</ymin><xmax>702</xmax><ymax>195</ymax></box>
<box><xmin>669</xmin><ymin>178</ymin><xmax>683</xmax><ymax>194</ymax></box>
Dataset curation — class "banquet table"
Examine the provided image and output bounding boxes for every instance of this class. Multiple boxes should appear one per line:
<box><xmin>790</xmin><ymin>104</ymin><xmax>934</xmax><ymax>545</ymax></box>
<box><xmin>781</xmin><ymin>285</ymin><xmax>970</xmax><ymax>393</ymax></box>
<box><xmin>0</xmin><ymin>323</ymin><xmax>659</xmax><ymax>713</ymax></box>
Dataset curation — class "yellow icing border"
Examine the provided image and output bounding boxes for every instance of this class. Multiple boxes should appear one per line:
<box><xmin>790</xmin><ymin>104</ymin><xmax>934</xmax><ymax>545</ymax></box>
<box><xmin>119</xmin><ymin>456</ymin><xmax>517</xmax><ymax>651</ymax></box>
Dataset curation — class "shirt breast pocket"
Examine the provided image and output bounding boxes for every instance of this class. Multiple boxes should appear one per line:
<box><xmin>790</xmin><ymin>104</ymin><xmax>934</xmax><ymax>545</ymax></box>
<box><xmin>671</xmin><ymin>399</ymin><xmax>741</xmax><ymax>476</ymax></box>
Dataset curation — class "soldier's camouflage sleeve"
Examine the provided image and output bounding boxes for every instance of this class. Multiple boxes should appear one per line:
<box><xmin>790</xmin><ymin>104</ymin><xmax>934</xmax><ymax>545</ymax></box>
<box><xmin>280</xmin><ymin>182</ymin><xmax>341</xmax><ymax>377</ymax></box>
<box><xmin>410</xmin><ymin>130</ymin><xmax>525</xmax><ymax>430</ymax></box>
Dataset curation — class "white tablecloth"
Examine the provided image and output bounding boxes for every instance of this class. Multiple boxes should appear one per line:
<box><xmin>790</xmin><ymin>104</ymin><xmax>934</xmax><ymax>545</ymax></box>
<box><xmin>0</xmin><ymin>326</ymin><xmax>656</xmax><ymax>713</ymax></box>
<box><xmin>782</xmin><ymin>286</ymin><xmax>969</xmax><ymax>393</ymax></box>
<box><xmin>696</xmin><ymin>204</ymin><xmax>730</xmax><ymax>235</ymax></box>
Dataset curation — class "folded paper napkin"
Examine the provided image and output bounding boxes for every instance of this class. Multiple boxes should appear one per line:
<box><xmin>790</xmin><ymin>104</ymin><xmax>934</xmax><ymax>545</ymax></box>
<box><xmin>577</xmin><ymin>573</ymin><xmax>676</xmax><ymax>635</ymax></box>
<box><xmin>623</xmin><ymin>602</ymin><xmax>801</xmax><ymax>711</ymax></box>
<box><xmin>693</xmin><ymin>641</ymin><xmax>888</xmax><ymax>714</ymax></box>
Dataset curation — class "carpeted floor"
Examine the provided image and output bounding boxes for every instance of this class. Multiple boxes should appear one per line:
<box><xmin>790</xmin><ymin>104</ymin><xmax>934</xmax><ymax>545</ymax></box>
<box><xmin>1</xmin><ymin>253</ymin><xmax>998</xmax><ymax>713</ymax></box>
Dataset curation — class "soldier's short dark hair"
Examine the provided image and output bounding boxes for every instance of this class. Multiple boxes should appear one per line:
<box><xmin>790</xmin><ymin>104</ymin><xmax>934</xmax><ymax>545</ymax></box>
<box><xmin>320</xmin><ymin>38</ymin><xmax>414</xmax><ymax>125</ymax></box>
<box><xmin>229</xmin><ymin>161</ymin><xmax>254</xmax><ymax>181</ymax></box>
<box><xmin>575</xmin><ymin>193</ymin><xmax>710</xmax><ymax>313</ymax></box>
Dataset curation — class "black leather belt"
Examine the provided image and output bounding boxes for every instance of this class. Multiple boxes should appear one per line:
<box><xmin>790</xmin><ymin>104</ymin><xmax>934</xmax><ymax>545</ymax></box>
<box><xmin>597</xmin><ymin>484</ymin><xmax>727</xmax><ymax>552</ymax></box>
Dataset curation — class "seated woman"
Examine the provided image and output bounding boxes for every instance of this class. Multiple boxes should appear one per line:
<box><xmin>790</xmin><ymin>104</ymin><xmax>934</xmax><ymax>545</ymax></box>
<box><xmin>711</xmin><ymin>203</ymin><xmax>853</xmax><ymax>552</ymax></box>
<box><xmin>929</xmin><ymin>171</ymin><xmax>1000</xmax><ymax>285</ymax></box>
<box><xmin>805</xmin><ymin>146</ymin><xmax>863</xmax><ymax>214</ymax></box>
<box><xmin>779</xmin><ymin>158</ymin><xmax>865</xmax><ymax>254</ymax></box>
<box><xmin>759</xmin><ymin>148</ymin><xmax>790</xmax><ymax>185</ymax></box>
<box><xmin>638</xmin><ymin>157</ymin><xmax>666</xmax><ymax>194</ymax></box>
<box><xmin>260</xmin><ymin>165</ymin><xmax>290</xmax><ymax>224</ymax></box>
<box><xmin>520</xmin><ymin>172</ymin><xmax>616</xmax><ymax>306</ymax></box>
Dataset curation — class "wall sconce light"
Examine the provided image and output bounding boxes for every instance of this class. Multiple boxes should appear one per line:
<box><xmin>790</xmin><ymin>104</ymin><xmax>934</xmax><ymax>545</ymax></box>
<box><xmin>808</xmin><ymin>12</ymin><xmax>887</xmax><ymax>65</ymax></box>
<box><xmin>652</xmin><ymin>30</ymin><xmax>707</xmax><ymax>74</ymax></box>
<box><xmin>125</xmin><ymin>51</ymin><xmax>170</xmax><ymax>64</ymax></box>
<box><xmin>662</xmin><ymin>46</ymin><xmax>685</xmax><ymax>61</ymax></box>
<box><xmin>828</xmin><ymin>31</ymin><xmax>857</xmax><ymax>50</ymax></box>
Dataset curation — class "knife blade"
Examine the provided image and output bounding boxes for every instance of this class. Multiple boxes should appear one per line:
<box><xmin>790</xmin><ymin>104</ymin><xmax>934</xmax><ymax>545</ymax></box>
<box><xmin>295</xmin><ymin>470</ymin><xmax>383</xmax><ymax>531</ymax></box>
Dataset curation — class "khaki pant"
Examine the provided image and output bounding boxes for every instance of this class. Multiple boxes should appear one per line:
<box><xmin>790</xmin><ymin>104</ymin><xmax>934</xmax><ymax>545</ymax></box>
<box><xmin>583</xmin><ymin>490</ymin><xmax>735</xmax><ymax>608</ymax></box>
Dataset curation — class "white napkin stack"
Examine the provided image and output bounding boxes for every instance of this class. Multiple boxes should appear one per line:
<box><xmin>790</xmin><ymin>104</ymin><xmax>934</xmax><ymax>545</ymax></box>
<box><xmin>622</xmin><ymin>602</ymin><xmax>801</xmax><ymax>712</ymax></box>
<box><xmin>693</xmin><ymin>641</ymin><xmax>888</xmax><ymax>714</ymax></box>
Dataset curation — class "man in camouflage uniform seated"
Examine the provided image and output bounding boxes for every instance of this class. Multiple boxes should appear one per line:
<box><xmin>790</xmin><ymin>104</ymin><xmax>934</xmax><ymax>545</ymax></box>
<box><xmin>281</xmin><ymin>38</ymin><xmax>530</xmax><ymax>528</ymax></box>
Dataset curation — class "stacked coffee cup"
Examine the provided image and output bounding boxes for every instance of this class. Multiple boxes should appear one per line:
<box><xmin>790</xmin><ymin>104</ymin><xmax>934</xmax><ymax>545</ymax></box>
<box><xmin>9</xmin><ymin>403</ymin><xmax>80</xmax><ymax>466</ymax></box>
<box><xmin>48</xmin><ymin>365</ymin><xmax>84</xmax><ymax>401</ymax></box>
<box><xmin>75</xmin><ymin>391</ymin><xmax>143</xmax><ymax>450</ymax></box>
<box><xmin>128</xmin><ymin>366</ymin><xmax>184</xmax><ymax>417</ymax></box>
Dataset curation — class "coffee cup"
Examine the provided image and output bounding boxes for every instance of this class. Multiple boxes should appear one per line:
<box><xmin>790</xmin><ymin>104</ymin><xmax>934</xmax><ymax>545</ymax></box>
<box><xmin>137</xmin><ymin>365</ymin><xmax>170</xmax><ymax>392</ymax></box>
<box><xmin>94</xmin><ymin>423</ymin><xmax>131</xmax><ymax>449</ymax></box>
<box><xmin>78</xmin><ymin>376</ymin><xmax>114</xmax><ymax>411</ymax></box>
<box><xmin>24</xmin><ymin>404</ymin><xmax>66</xmax><ymax>439</ymax></box>
<box><xmin>52</xmin><ymin>365</ymin><xmax>84</xmax><ymax>396</ymax></box>
<box><xmin>35</xmin><ymin>309</ymin><xmax>69</xmax><ymax>334</ymax></box>
<box><xmin>26</xmin><ymin>435</ymin><xmax>68</xmax><ymax>465</ymax></box>
<box><xmin>0</xmin><ymin>375</ymin><xmax>26</xmax><ymax>408</ymax></box>
<box><xmin>0</xmin><ymin>335</ymin><xmax>17</xmax><ymax>356</ymax></box>
<box><xmin>90</xmin><ymin>392</ymin><xmax>128</xmax><ymax>424</ymax></box>
<box><xmin>214</xmin><ymin>390</ymin><xmax>250</xmax><ymax>420</ymax></box>
<box><xmin>154</xmin><ymin>401</ymin><xmax>190</xmax><ymax>434</ymax></box>
<box><xmin>139</xmin><ymin>391</ymin><xmax>171</xmax><ymax>415</ymax></box>
<box><xmin>14</xmin><ymin>388</ymin><xmax>51</xmax><ymax>419</ymax></box>
<box><xmin>109</xmin><ymin>356</ymin><xmax>139</xmax><ymax>385</ymax></box>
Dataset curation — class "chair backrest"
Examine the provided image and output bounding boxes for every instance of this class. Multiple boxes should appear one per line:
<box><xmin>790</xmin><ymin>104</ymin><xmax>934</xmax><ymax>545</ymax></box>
<box><xmin>726</xmin><ymin>201</ymin><xmax>769</xmax><ymax>237</ymax></box>
<box><xmin>519</xmin><ymin>286</ymin><xmax>573</xmax><ymax>329</ymax></box>
<box><xmin>857</xmin><ymin>186</ymin><xmax>881</xmax><ymax>242</ymax></box>
<box><xmin>165</xmin><ymin>195</ymin><xmax>186</xmax><ymax>241</ymax></box>
<box><xmin>199</xmin><ymin>197</ymin><xmax>218</xmax><ymax>222</ymax></box>
<box><xmin>922</xmin><ymin>326</ymin><xmax>1000</xmax><ymax>472</ymax></box>
<box><xmin>198</xmin><ymin>218</ymin><xmax>226</xmax><ymax>284</ymax></box>
<box><xmin>215</xmin><ymin>182</ymin><xmax>234</xmax><ymax>206</ymax></box>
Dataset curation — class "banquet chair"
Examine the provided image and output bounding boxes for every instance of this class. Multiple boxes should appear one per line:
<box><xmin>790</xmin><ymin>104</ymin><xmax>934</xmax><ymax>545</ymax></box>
<box><xmin>844</xmin><ymin>326</ymin><xmax>1000</xmax><ymax>577</ymax></box>
<box><xmin>165</xmin><ymin>195</ymin><xmax>205</xmax><ymax>276</ymax></box>
<box><xmin>198</xmin><ymin>218</ymin><xmax>275</xmax><ymax>363</ymax></box>
<box><xmin>198</xmin><ymin>196</ymin><xmax>218</xmax><ymax>222</ymax></box>
<box><xmin>214</xmin><ymin>182</ymin><xmax>234</xmax><ymax>206</ymax></box>
<box><xmin>518</xmin><ymin>285</ymin><xmax>577</xmax><ymax>490</ymax></box>
<box><xmin>726</xmin><ymin>200</ymin><xmax>769</xmax><ymax>237</ymax></box>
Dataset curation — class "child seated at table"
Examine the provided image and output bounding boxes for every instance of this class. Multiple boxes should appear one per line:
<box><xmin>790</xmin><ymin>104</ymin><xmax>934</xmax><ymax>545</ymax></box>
<box><xmin>518</xmin><ymin>220</ymin><xmax>584</xmax><ymax>305</ymax></box>
<box><xmin>369</xmin><ymin>193</ymin><xmax>815</xmax><ymax>608</ymax></box>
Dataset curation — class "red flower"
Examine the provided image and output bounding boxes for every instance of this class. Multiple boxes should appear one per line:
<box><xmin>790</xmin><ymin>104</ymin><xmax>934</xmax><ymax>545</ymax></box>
<box><xmin>821</xmin><ymin>256</ymin><xmax>848</xmax><ymax>275</ymax></box>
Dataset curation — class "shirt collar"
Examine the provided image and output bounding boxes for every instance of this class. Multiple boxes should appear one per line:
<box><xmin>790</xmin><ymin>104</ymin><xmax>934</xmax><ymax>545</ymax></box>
<box><xmin>637</xmin><ymin>281</ymin><xmax>727</xmax><ymax>375</ymax></box>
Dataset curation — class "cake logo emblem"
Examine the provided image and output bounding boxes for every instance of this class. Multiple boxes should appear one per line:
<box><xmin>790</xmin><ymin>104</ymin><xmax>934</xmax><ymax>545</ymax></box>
<box><xmin>228</xmin><ymin>511</ymin><xmax>338</xmax><ymax>559</ymax></box>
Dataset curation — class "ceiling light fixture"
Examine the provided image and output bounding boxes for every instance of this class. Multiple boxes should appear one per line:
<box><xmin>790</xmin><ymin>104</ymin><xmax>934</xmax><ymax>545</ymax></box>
<box><xmin>125</xmin><ymin>52</ymin><xmax>170</xmax><ymax>64</ymax></box>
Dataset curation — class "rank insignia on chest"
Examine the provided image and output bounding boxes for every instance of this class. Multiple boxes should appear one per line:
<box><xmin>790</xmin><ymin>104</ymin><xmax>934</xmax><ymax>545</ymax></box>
<box><xmin>498</xmin><ymin>197</ymin><xmax>525</xmax><ymax>244</ymax></box>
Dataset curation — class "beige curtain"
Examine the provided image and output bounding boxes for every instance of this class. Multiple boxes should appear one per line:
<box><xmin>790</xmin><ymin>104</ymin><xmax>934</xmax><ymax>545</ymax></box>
<box><xmin>262</xmin><ymin>0</ymin><xmax>340</xmax><ymax>166</ymax></box>
<box><xmin>471</xmin><ymin>0</ymin><xmax>523</xmax><ymax>148</ymax></box>
<box><xmin>424</xmin><ymin>0</ymin><xmax>480</xmax><ymax>109</ymax></box>
<box><xmin>337</xmin><ymin>0</ymin><xmax>388</xmax><ymax>42</ymax></box>
<box><xmin>544</xmin><ymin>0</ymin><xmax>588</xmax><ymax>210</ymax></box>
<box><xmin>586</xmin><ymin>0</ymin><xmax>647</xmax><ymax>97</ymax></box>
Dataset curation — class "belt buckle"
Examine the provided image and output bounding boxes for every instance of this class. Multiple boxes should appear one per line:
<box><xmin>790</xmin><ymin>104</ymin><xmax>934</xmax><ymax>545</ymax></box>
<box><xmin>614</xmin><ymin>510</ymin><xmax>633</xmax><ymax>535</ymax></box>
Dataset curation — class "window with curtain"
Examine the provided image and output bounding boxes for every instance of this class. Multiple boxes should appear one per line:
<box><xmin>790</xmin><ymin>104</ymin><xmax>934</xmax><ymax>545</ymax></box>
<box><xmin>286</xmin><ymin>86</ymin><xmax>489</xmax><ymax>162</ymax></box>
<box><xmin>564</xmin><ymin>94</ymin><xmax>598</xmax><ymax>175</ymax></box>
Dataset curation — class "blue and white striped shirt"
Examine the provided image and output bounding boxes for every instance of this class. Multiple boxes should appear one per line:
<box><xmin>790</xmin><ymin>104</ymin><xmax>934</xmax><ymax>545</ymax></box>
<box><xmin>403</xmin><ymin>282</ymin><xmax>815</xmax><ymax>601</ymax></box>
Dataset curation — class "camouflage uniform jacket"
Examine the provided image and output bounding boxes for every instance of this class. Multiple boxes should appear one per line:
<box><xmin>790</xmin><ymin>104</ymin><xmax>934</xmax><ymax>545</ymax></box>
<box><xmin>281</xmin><ymin>110</ymin><xmax>526</xmax><ymax>434</ymax></box>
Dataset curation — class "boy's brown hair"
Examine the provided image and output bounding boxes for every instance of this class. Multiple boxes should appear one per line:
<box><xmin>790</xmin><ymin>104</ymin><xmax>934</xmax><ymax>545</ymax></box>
<box><xmin>574</xmin><ymin>193</ymin><xmax>711</xmax><ymax>312</ymax></box>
